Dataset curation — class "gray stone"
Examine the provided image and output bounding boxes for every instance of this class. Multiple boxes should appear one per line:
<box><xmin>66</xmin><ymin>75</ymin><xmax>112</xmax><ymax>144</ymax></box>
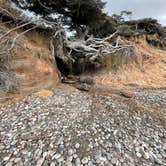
<box><xmin>111</xmin><ymin>157</ymin><xmax>117</xmax><ymax>165</ymax></box>
<box><xmin>50</xmin><ymin>162</ymin><xmax>56</xmax><ymax>166</ymax></box>
<box><xmin>34</xmin><ymin>149</ymin><xmax>43</xmax><ymax>159</ymax></box>
<box><xmin>75</xmin><ymin>143</ymin><xmax>80</xmax><ymax>149</ymax></box>
<box><xmin>52</xmin><ymin>153</ymin><xmax>61</xmax><ymax>160</ymax></box>
<box><xmin>65</xmin><ymin>157</ymin><xmax>73</xmax><ymax>166</ymax></box>
<box><xmin>3</xmin><ymin>156</ymin><xmax>11</xmax><ymax>161</ymax></box>
<box><xmin>36</xmin><ymin>158</ymin><xmax>45</xmax><ymax>166</ymax></box>
<box><xmin>106</xmin><ymin>153</ymin><xmax>112</xmax><ymax>161</ymax></box>
<box><xmin>68</xmin><ymin>149</ymin><xmax>73</xmax><ymax>156</ymax></box>
<box><xmin>75</xmin><ymin>158</ymin><xmax>81</xmax><ymax>166</ymax></box>
<box><xmin>6</xmin><ymin>162</ymin><xmax>13</xmax><ymax>166</ymax></box>
<box><xmin>115</xmin><ymin>142</ymin><xmax>121</xmax><ymax>153</ymax></box>
<box><xmin>81</xmin><ymin>157</ymin><xmax>89</xmax><ymax>164</ymax></box>
<box><xmin>88</xmin><ymin>160</ymin><xmax>94</xmax><ymax>166</ymax></box>
<box><xmin>143</xmin><ymin>152</ymin><xmax>150</xmax><ymax>159</ymax></box>
<box><xmin>57</xmin><ymin>156</ymin><xmax>64</xmax><ymax>163</ymax></box>
<box><xmin>136</xmin><ymin>152</ymin><xmax>142</xmax><ymax>158</ymax></box>
<box><xmin>152</xmin><ymin>155</ymin><xmax>163</xmax><ymax>165</ymax></box>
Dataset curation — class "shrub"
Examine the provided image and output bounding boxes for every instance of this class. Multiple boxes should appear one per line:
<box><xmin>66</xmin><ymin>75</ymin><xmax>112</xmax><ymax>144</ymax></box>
<box><xmin>117</xmin><ymin>24</ymin><xmax>134</xmax><ymax>37</ymax></box>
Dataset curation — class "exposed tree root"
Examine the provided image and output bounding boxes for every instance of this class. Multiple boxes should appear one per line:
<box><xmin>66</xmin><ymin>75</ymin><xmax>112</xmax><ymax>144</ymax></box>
<box><xmin>51</xmin><ymin>27</ymin><xmax>143</xmax><ymax>75</ymax></box>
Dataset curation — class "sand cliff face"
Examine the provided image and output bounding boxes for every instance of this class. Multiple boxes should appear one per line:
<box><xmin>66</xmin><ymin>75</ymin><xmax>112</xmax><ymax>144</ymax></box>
<box><xmin>12</xmin><ymin>30</ymin><xmax>60</xmax><ymax>93</ymax></box>
<box><xmin>17</xmin><ymin>31</ymin><xmax>165</xmax><ymax>91</ymax></box>
<box><xmin>3</xmin><ymin>28</ymin><xmax>60</xmax><ymax>97</ymax></box>
<box><xmin>1</xmin><ymin>23</ymin><xmax>166</xmax><ymax>104</ymax></box>
<box><xmin>87</xmin><ymin>35</ymin><xmax>166</xmax><ymax>89</ymax></box>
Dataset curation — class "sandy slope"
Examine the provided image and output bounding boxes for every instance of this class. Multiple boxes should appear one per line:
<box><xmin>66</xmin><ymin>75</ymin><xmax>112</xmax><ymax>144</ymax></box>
<box><xmin>0</xmin><ymin>25</ymin><xmax>59</xmax><ymax>102</ymax></box>
<box><xmin>92</xmin><ymin>35</ymin><xmax>166</xmax><ymax>89</ymax></box>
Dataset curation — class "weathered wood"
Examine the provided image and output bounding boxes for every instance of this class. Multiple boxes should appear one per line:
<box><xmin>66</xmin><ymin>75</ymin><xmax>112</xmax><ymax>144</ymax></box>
<box><xmin>51</xmin><ymin>28</ymin><xmax>139</xmax><ymax>74</ymax></box>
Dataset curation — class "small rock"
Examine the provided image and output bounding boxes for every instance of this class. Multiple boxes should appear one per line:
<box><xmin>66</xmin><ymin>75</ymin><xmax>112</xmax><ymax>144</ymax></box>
<box><xmin>88</xmin><ymin>142</ymin><xmax>93</xmax><ymax>149</ymax></box>
<box><xmin>50</xmin><ymin>162</ymin><xmax>56</xmax><ymax>166</ymax></box>
<box><xmin>34</xmin><ymin>149</ymin><xmax>43</xmax><ymax>159</ymax></box>
<box><xmin>106</xmin><ymin>153</ymin><xmax>112</xmax><ymax>161</ymax></box>
<box><xmin>57</xmin><ymin>156</ymin><xmax>64</xmax><ymax>163</ymax></box>
<box><xmin>81</xmin><ymin>157</ymin><xmax>89</xmax><ymax>164</ymax></box>
<box><xmin>73</xmin><ymin>154</ymin><xmax>78</xmax><ymax>159</ymax></box>
<box><xmin>79</xmin><ymin>76</ymin><xmax>94</xmax><ymax>85</ymax></box>
<box><xmin>135</xmin><ymin>147</ymin><xmax>140</xmax><ymax>152</ymax></box>
<box><xmin>143</xmin><ymin>152</ymin><xmax>150</xmax><ymax>159</ymax></box>
<box><xmin>108</xmin><ymin>142</ymin><xmax>112</xmax><ymax>148</ymax></box>
<box><xmin>59</xmin><ymin>144</ymin><xmax>65</xmax><ymax>149</ymax></box>
<box><xmin>136</xmin><ymin>152</ymin><xmax>142</xmax><ymax>158</ymax></box>
<box><xmin>111</xmin><ymin>157</ymin><xmax>117</xmax><ymax>165</ymax></box>
<box><xmin>65</xmin><ymin>157</ymin><xmax>73</xmax><ymax>166</ymax></box>
<box><xmin>21</xmin><ymin>132</ymin><xmax>31</xmax><ymax>140</ymax></box>
<box><xmin>43</xmin><ymin>152</ymin><xmax>48</xmax><ymax>158</ymax></box>
<box><xmin>52</xmin><ymin>153</ymin><xmax>61</xmax><ymax>160</ymax></box>
<box><xmin>75</xmin><ymin>158</ymin><xmax>81</xmax><ymax>166</ymax></box>
<box><xmin>88</xmin><ymin>160</ymin><xmax>94</xmax><ymax>166</ymax></box>
<box><xmin>67</xmin><ymin>156</ymin><xmax>73</xmax><ymax>161</ymax></box>
<box><xmin>75</xmin><ymin>143</ymin><xmax>80</xmax><ymax>149</ymax></box>
<box><xmin>119</xmin><ymin>156</ymin><xmax>125</xmax><ymax>163</ymax></box>
<box><xmin>115</xmin><ymin>142</ymin><xmax>121</xmax><ymax>153</ymax></box>
<box><xmin>4</xmin><ymin>156</ymin><xmax>11</xmax><ymax>161</ymax></box>
<box><xmin>68</xmin><ymin>149</ymin><xmax>73</xmax><ymax>156</ymax></box>
<box><xmin>152</xmin><ymin>155</ymin><xmax>163</xmax><ymax>165</ymax></box>
<box><xmin>36</xmin><ymin>158</ymin><xmax>45</xmax><ymax>166</ymax></box>
<box><xmin>6</xmin><ymin>162</ymin><xmax>13</xmax><ymax>166</ymax></box>
<box><xmin>120</xmin><ymin>91</ymin><xmax>133</xmax><ymax>98</ymax></box>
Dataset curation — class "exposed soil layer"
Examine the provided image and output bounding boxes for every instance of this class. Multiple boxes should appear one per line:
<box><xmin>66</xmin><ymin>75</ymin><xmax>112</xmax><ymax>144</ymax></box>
<box><xmin>0</xmin><ymin>26</ymin><xmax>60</xmax><ymax>102</ymax></box>
<box><xmin>86</xmin><ymin>35</ymin><xmax>166</xmax><ymax>89</ymax></box>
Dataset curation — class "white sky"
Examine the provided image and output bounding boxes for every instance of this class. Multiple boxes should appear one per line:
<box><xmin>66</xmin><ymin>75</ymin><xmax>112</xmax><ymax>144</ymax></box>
<box><xmin>104</xmin><ymin>0</ymin><xmax>166</xmax><ymax>25</ymax></box>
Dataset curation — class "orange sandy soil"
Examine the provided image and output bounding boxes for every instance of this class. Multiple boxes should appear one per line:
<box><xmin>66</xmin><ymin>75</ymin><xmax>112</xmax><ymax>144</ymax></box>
<box><xmin>0</xmin><ymin>24</ymin><xmax>60</xmax><ymax>104</ymax></box>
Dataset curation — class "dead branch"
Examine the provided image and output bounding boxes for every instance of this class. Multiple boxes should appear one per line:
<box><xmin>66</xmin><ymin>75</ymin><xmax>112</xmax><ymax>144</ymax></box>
<box><xmin>103</xmin><ymin>31</ymin><xmax>118</xmax><ymax>42</ymax></box>
<box><xmin>0</xmin><ymin>6</ymin><xmax>15</xmax><ymax>19</ymax></box>
<box><xmin>8</xmin><ymin>24</ymin><xmax>38</xmax><ymax>51</ymax></box>
<box><xmin>0</xmin><ymin>21</ymin><xmax>32</xmax><ymax>41</ymax></box>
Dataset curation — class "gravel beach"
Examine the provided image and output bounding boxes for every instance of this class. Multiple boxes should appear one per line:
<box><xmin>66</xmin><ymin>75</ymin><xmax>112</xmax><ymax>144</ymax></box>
<box><xmin>0</xmin><ymin>87</ymin><xmax>165</xmax><ymax>166</ymax></box>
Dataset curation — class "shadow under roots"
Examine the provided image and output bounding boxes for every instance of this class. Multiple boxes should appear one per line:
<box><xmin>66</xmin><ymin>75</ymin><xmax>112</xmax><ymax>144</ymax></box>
<box><xmin>56</xmin><ymin>56</ymin><xmax>102</xmax><ymax>76</ymax></box>
<box><xmin>55</xmin><ymin>57</ymin><xmax>71</xmax><ymax>76</ymax></box>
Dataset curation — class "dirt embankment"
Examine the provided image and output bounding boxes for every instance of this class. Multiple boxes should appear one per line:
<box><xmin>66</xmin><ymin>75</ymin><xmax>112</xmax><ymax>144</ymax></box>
<box><xmin>1</xmin><ymin>23</ymin><xmax>166</xmax><ymax>103</ymax></box>
<box><xmin>12</xmin><ymin>29</ymin><xmax>60</xmax><ymax>92</ymax></box>
<box><xmin>90</xmin><ymin>35</ymin><xmax>166</xmax><ymax>90</ymax></box>
<box><xmin>0</xmin><ymin>25</ymin><xmax>60</xmax><ymax>102</ymax></box>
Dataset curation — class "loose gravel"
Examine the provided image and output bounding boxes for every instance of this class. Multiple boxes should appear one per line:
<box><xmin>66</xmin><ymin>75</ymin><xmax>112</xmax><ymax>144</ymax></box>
<box><xmin>0</xmin><ymin>88</ymin><xmax>165</xmax><ymax>166</ymax></box>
